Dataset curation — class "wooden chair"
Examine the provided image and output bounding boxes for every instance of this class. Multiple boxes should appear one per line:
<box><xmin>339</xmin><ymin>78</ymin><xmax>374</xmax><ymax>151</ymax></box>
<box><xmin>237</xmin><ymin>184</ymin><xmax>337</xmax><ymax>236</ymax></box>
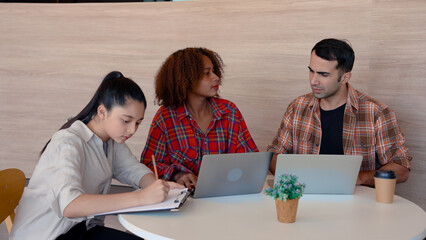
<box><xmin>0</xmin><ymin>168</ymin><xmax>26</xmax><ymax>234</ymax></box>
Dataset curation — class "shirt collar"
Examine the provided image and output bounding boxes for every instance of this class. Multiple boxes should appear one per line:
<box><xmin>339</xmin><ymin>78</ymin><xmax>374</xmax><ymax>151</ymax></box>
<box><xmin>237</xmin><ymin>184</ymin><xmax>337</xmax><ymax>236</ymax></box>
<box><xmin>176</xmin><ymin>97</ymin><xmax>231</xmax><ymax>121</ymax></box>
<box><xmin>69</xmin><ymin>120</ymin><xmax>104</xmax><ymax>144</ymax></box>
<box><xmin>210</xmin><ymin>97</ymin><xmax>231</xmax><ymax>120</ymax></box>
<box><xmin>346</xmin><ymin>83</ymin><xmax>359</xmax><ymax>111</ymax></box>
<box><xmin>176</xmin><ymin>104</ymin><xmax>189</xmax><ymax>121</ymax></box>
<box><xmin>69</xmin><ymin>120</ymin><xmax>92</xmax><ymax>141</ymax></box>
<box><xmin>308</xmin><ymin>93</ymin><xmax>319</xmax><ymax>109</ymax></box>
<box><xmin>69</xmin><ymin>120</ymin><xmax>113</xmax><ymax>156</ymax></box>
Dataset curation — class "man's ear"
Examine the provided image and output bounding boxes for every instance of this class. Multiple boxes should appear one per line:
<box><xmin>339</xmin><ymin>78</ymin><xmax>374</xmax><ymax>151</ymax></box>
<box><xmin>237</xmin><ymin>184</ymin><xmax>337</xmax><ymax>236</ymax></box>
<box><xmin>341</xmin><ymin>72</ymin><xmax>352</xmax><ymax>84</ymax></box>
<box><xmin>97</xmin><ymin>104</ymin><xmax>108</xmax><ymax>120</ymax></box>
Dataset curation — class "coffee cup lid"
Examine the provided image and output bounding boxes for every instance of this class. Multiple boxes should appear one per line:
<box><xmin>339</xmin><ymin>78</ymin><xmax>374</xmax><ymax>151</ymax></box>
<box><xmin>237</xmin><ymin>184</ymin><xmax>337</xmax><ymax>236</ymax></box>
<box><xmin>374</xmin><ymin>170</ymin><xmax>397</xmax><ymax>179</ymax></box>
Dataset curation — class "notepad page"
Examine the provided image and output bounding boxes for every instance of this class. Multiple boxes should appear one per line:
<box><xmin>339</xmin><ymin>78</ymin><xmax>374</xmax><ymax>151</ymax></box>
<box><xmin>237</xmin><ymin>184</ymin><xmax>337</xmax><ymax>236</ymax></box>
<box><xmin>91</xmin><ymin>188</ymin><xmax>189</xmax><ymax>216</ymax></box>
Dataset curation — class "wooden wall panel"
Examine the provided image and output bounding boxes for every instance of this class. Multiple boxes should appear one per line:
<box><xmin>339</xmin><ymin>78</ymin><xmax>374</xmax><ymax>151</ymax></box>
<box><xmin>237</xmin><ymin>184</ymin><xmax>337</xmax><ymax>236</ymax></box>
<box><xmin>0</xmin><ymin>0</ymin><xmax>424</xmax><ymax>209</ymax></box>
<box><xmin>369</xmin><ymin>0</ymin><xmax>426</xmax><ymax>209</ymax></box>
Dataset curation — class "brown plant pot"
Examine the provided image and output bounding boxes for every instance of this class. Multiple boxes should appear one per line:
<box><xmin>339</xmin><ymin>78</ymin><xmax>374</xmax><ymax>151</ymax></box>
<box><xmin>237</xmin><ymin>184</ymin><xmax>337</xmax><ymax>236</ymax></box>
<box><xmin>275</xmin><ymin>198</ymin><xmax>299</xmax><ymax>223</ymax></box>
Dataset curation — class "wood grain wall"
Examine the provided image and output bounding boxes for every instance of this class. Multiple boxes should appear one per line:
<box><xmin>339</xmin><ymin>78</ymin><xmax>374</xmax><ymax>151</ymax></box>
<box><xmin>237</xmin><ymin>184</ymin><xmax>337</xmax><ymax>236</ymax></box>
<box><xmin>0</xmin><ymin>0</ymin><xmax>425</xmax><ymax>209</ymax></box>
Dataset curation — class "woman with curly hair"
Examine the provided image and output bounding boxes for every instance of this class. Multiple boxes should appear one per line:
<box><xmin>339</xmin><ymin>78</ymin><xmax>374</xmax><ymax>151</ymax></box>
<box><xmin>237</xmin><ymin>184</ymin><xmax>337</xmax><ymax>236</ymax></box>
<box><xmin>140</xmin><ymin>47</ymin><xmax>258</xmax><ymax>189</ymax></box>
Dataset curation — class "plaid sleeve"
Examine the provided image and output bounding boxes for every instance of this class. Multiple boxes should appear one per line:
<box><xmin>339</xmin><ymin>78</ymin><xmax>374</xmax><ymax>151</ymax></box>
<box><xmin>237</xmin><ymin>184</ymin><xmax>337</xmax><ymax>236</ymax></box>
<box><xmin>267</xmin><ymin>100</ymin><xmax>295</xmax><ymax>154</ymax></box>
<box><xmin>140</xmin><ymin>112</ymin><xmax>196</xmax><ymax>180</ymax></box>
<box><xmin>375</xmin><ymin>106</ymin><xmax>412</xmax><ymax>170</ymax></box>
<box><xmin>140</xmin><ymin>118</ymin><xmax>169</xmax><ymax>178</ymax></box>
<box><xmin>235</xmin><ymin>109</ymin><xmax>259</xmax><ymax>153</ymax></box>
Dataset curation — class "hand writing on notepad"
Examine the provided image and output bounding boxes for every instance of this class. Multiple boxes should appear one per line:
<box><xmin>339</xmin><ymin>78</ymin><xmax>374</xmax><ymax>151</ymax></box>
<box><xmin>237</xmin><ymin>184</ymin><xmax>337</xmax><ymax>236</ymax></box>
<box><xmin>139</xmin><ymin>179</ymin><xmax>185</xmax><ymax>206</ymax></box>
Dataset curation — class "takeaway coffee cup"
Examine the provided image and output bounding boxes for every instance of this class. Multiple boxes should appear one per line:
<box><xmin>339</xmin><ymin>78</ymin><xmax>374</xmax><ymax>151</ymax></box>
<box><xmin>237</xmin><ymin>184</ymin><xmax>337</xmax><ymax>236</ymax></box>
<box><xmin>374</xmin><ymin>170</ymin><xmax>397</xmax><ymax>204</ymax></box>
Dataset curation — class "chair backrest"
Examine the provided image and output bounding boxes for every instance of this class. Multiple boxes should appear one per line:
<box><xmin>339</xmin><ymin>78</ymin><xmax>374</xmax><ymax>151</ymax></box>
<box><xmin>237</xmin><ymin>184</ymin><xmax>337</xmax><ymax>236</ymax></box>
<box><xmin>0</xmin><ymin>168</ymin><xmax>26</xmax><ymax>234</ymax></box>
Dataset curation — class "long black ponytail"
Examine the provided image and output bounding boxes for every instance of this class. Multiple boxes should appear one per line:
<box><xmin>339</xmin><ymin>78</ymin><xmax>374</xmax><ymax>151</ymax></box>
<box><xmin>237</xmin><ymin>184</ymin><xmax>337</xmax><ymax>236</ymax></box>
<box><xmin>41</xmin><ymin>71</ymin><xmax>147</xmax><ymax>154</ymax></box>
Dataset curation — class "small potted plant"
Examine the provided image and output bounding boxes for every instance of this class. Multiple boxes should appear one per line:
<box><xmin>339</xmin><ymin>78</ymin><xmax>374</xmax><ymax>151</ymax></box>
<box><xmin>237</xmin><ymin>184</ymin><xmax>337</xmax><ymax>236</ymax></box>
<box><xmin>265</xmin><ymin>174</ymin><xmax>306</xmax><ymax>223</ymax></box>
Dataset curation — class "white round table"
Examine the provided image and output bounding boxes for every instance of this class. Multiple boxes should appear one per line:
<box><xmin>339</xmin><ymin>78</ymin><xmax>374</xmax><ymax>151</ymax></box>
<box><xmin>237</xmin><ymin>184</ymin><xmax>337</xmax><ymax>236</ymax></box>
<box><xmin>119</xmin><ymin>186</ymin><xmax>426</xmax><ymax>240</ymax></box>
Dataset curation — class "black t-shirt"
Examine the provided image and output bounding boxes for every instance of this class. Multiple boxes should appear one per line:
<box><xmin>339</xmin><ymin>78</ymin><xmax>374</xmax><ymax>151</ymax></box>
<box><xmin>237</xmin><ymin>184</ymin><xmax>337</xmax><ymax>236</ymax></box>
<box><xmin>319</xmin><ymin>103</ymin><xmax>346</xmax><ymax>155</ymax></box>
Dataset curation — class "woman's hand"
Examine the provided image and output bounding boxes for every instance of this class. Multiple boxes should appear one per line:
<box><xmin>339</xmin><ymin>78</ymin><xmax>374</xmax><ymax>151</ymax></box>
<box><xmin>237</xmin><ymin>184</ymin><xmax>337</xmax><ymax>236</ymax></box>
<box><xmin>136</xmin><ymin>179</ymin><xmax>185</xmax><ymax>206</ymax></box>
<box><xmin>136</xmin><ymin>179</ymin><xmax>170</xmax><ymax>205</ymax></box>
<box><xmin>173</xmin><ymin>172</ymin><xmax>198</xmax><ymax>190</ymax></box>
<box><xmin>64</xmin><ymin>179</ymin><xmax>185</xmax><ymax>218</ymax></box>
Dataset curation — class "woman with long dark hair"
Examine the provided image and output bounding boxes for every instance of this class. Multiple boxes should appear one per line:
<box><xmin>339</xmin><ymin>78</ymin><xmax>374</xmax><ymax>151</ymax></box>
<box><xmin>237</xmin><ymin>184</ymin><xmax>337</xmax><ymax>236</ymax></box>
<box><xmin>11</xmin><ymin>71</ymin><xmax>182</xmax><ymax>240</ymax></box>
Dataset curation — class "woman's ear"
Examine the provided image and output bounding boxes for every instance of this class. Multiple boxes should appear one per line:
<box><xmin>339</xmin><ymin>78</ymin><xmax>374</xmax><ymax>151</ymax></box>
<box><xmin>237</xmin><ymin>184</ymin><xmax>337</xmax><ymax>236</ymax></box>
<box><xmin>97</xmin><ymin>104</ymin><xmax>108</xmax><ymax>120</ymax></box>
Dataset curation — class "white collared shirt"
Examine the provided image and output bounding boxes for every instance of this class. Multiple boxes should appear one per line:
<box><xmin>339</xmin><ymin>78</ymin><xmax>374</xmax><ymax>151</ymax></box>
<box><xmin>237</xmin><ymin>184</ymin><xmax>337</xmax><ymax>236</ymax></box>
<box><xmin>10</xmin><ymin>120</ymin><xmax>152</xmax><ymax>240</ymax></box>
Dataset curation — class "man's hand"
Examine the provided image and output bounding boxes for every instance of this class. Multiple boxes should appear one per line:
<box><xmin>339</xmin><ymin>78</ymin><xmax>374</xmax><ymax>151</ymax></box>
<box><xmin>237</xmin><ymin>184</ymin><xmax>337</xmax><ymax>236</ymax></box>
<box><xmin>173</xmin><ymin>172</ymin><xmax>197</xmax><ymax>190</ymax></box>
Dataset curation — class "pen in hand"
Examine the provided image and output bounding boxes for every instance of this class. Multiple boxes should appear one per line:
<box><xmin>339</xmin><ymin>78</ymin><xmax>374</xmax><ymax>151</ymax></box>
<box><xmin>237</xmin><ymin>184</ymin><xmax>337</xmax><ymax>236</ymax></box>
<box><xmin>151</xmin><ymin>155</ymin><xmax>186</xmax><ymax>191</ymax></box>
<box><xmin>151</xmin><ymin>154</ymin><xmax>159</xmax><ymax>180</ymax></box>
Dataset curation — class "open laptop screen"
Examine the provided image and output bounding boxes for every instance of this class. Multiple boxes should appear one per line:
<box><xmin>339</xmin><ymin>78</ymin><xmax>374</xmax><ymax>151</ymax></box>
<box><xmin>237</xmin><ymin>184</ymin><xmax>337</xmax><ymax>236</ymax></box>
<box><xmin>193</xmin><ymin>152</ymin><xmax>272</xmax><ymax>198</ymax></box>
<box><xmin>274</xmin><ymin>154</ymin><xmax>362</xmax><ymax>195</ymax></box>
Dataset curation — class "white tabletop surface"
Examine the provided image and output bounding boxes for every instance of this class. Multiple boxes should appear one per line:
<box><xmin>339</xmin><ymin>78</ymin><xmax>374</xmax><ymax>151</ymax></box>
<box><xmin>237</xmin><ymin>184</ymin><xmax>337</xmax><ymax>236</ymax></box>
<box><xmin>119</xmin><ymin>186</ymin><xmax>426</xmax><ymax>240</ymax></box>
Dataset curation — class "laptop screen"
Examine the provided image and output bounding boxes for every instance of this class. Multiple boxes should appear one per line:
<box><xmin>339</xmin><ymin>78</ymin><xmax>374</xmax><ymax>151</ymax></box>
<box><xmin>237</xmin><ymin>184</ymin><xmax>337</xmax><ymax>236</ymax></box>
<box><xmin>192</xmin><ymin>152</ymin><xmax>273</xmax><ymax>198</ymax></box>
<box><xmin>274</xmin><ymin>154</ymin><xmax>362</xmax><ymax>194</ymax></box>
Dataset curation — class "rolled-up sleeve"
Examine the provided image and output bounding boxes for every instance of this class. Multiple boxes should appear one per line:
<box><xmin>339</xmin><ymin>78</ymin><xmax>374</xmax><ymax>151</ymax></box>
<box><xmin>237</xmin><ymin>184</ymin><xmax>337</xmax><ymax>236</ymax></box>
<box><xmin>45</xmin><ymin>138</ymin><xmax>86</xmax><ymax>221</ymax></box>
<box><xmin>113</xmin><ymin>142</ymin><xmax>153</xmax><ymax>188</ymax></box>
<box><xmin>375</xmin><ymin>107</ymin><xmax>412</xmax><ymax>170</ymax></box>
<box><xmin>267</xmin><ymin>101</ymin><xmax>295</xmax><ymax>154</ymax></box>
<box><xmin>141</xmin><ymin>115</ymin><xmax>180</xmax><ymax>180</ymax></box>
<box><xmin>234</xmin><ymin>108</ymin><xmax>258</xmax><ymax>153</ymax></box>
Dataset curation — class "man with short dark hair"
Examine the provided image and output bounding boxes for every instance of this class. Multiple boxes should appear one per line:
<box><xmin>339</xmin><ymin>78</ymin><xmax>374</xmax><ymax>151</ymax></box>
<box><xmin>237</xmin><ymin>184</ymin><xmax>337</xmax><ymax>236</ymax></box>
<box><xmin>268</xmin><ymin>38</ymin><xmax>411</xmax><ymax>186</ymax></box>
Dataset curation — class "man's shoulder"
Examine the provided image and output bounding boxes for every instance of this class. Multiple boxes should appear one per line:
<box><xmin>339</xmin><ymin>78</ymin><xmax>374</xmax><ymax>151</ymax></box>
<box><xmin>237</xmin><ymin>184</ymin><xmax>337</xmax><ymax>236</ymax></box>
<box><xmin>355</xmin><ymin>90</ymin><xmax>391</xmax><ymax>112</ymax></box>
<box><xmin>280</xmin><ymin>93</ymin><xmax>315</xmax><ymax>118</ymax></box>
<box><xmin>289</xmin><ymin>93</ymin><xmax>315</xmax><ymax>108</ymax></box>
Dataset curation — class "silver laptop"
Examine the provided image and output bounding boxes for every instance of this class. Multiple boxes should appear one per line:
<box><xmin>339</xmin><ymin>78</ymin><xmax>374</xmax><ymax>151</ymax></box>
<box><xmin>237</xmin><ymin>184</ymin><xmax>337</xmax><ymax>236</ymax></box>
<box><xmin>192</xmin><ymin>152</ymin><xmax>273</xmax><ymax>198</ymax></box>
<box><xmin>274</xmin><ymin>154</ymin><xmax>362</xmax><ymax>194</ymax></box>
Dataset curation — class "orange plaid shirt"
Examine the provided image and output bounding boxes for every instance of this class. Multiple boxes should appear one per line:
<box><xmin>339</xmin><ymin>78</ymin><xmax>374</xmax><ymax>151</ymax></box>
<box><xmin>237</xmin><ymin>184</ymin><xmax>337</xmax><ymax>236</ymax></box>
<box><xmin>267</xmin><ymin>83</ymin><xmax>411</xmax><ymax>171</ymax></box>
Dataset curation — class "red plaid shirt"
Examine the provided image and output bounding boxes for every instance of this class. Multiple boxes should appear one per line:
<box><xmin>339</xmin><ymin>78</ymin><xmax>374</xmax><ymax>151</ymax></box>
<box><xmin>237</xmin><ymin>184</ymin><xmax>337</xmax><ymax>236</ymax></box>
<box><xmin>267</xmin><ymin>84</ymin><xmax>411</xmax><ymax>171</ymax></box>
<box><xmin>141</xmin><ymin>97</ymin><xmax>259</xmax><ymax>180</ymax></box>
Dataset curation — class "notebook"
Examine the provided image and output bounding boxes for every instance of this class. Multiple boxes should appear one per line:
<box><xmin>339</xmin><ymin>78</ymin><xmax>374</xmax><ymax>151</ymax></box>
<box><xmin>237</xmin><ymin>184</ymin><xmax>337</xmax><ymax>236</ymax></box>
<box><xmin>192</xmin><ymin>152</ymin><xmax>273</xmax><ymax>198</ymax></box>
<box><xmin>274</xmin><ymin>154</ymin><xmax>362</xmax><ymax>194</ymax></box>
<box><xmin>90</xmin><ymin>188</ymin><xmax>190</xmax><ymax>217</ymax></box>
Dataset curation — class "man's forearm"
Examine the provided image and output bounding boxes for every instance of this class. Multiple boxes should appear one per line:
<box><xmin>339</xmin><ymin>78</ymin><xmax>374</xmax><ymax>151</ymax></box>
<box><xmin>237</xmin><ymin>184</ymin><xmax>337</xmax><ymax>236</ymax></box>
<box><xmin>357</xmin><ymin>163</ymin><xmax>410</xmax><ymax>187</ymax></box>
<box><xmin>269</xmin><ymin>153</ymin><xmax>278</xmax><ymax>175</ymax></box>
<box><xmin>379</xmin><ymin>163</ymin><xmax>410</xmax><ymax>184</ymax></box>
